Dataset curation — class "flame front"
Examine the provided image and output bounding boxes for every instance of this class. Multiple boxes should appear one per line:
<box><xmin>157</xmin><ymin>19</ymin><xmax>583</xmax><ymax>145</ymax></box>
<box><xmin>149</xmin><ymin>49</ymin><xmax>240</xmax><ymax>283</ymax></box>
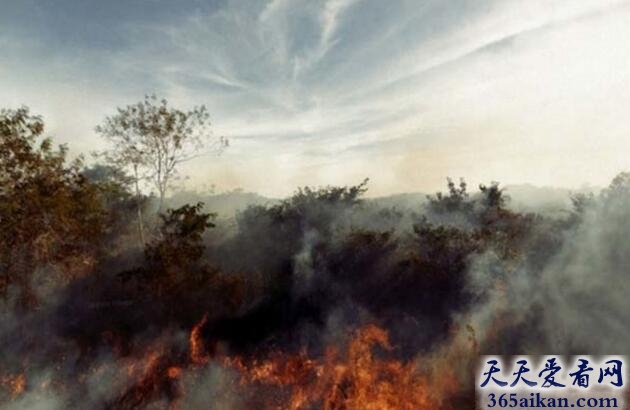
<box><xmin>0</xmin><ymin>319</ymin><xmax>466</xmax><ymax>409</ymax></box>
<box><xmin>221</xmin><ymin>324</ymin><xmax>460</xmax><ymax>410</ymax></box>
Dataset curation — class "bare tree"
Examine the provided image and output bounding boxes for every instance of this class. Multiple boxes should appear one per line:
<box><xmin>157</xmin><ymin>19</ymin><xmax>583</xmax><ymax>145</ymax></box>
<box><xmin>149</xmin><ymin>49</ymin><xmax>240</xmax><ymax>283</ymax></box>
<box><xmin>95</xmin><ymin>141</ymin><xmax>147</xmax><ymax>245</ymax></box>
<box><xmin>96</xmin><ymin>95</ymin><xmax>227</xmax><ymax>243</ymax></box>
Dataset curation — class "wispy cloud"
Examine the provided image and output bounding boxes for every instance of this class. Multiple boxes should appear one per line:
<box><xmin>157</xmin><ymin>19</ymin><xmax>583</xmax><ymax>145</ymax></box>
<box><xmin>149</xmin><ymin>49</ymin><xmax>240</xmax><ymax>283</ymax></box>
<box><xmin>1</xmin><ymin>0</ymin><xmax>629</xmax><ymax>196</ymax></box>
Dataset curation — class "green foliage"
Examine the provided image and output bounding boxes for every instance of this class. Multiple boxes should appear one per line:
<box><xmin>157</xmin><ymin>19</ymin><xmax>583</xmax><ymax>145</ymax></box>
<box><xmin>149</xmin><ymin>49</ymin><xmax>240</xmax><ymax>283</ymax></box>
<box><xmin>478</xmin><ymin>181</ymin><xmax>508</xmax><ymax>210</ymax></box>
<box><xmin>262</xmin><ymin>178</ymin><xmax>367</xmax><ymax>230</ymax></box>
<box><xmin>413</xmin><ymin>217</ymin><xmax>480</xmax><ymax>270</ymax></box>
<box><xmin>426</xmin><ymin>178</ymin><xmax>515</xmax><ymax>232</ymax></box>
<box><xmin>119</xmin><ymin>203</ymin><xmax>245</xmax><ymax>321</ymax></box>
<box><xmin>148</xmin><ymin>203</ymin><xmax>216</xmax><ymax>269</ymax></box>
<box><xmin>0</xmin><ymin>108</ymin><xmax>106</xmax><ymax>307</ymax></box>
<box><xmin>82</xmin><ymin>164</ymin><xmax>143</xmax><ymax>244</ymax></box>
<box><xmin>426</xmin><ymin>177</ymin><xmax>472</xmax><ymax>215</ymax></box>
<box><xmin>0</xmin><ymin>105</ymin><xmax>590</xmax><ymax>366</ymax></box>
<box><xmin>121</xmin><ymin>203</ymin><xmax>216</xmax><ymax>295</ymax></box>
<box><xmin>227</xmin><ymin>179</ymin><xmax>369</xmax><ymax>279</ymax></box>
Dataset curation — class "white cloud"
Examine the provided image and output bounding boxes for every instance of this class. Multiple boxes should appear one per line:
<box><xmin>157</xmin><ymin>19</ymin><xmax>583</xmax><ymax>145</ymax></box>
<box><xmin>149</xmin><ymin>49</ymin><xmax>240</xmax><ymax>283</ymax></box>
<box><xmin>1</xmin><ymin>0</ymin><xmax>629</xmax><ymax>196</ymax></box>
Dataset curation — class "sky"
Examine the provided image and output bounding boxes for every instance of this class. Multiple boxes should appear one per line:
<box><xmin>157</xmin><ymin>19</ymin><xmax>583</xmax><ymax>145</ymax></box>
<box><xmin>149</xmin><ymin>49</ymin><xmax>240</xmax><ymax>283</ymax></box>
<box><xmin>1</xmin><ymin>0</ymin><xmax>630</xmax><ymax>197</ymax></box>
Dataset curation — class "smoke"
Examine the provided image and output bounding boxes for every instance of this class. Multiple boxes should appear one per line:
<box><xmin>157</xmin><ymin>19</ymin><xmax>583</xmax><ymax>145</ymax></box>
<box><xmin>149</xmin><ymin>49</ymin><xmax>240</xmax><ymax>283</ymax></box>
<box><xmin>3</xmin><ymin>174</ymin><xmax>630</xmax><ymax>408</ymax></box>
<box><xmin>532</xmin><ymin>187</ymin><xmax>630</xmax><ymax>353</ymax></box>
<box><xmin>462</xmin><ymin>175</ymin><xmax>630</xmax><ymax>358</ymax></box>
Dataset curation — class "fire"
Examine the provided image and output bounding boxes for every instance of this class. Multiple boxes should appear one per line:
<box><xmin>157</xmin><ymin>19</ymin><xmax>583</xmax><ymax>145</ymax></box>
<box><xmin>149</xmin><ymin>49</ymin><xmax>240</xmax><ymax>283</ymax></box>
<box><xmin>1</xmin><ymin>373</ymin><xmax>26</xmax><ymax>398</ymax></box>
<box><xmin>115</xmin><ymin>350</ymin><xmax>183</xmax><ymax>410</ymax></box>
<box><xmin>220</xmin><ymin>324</ymin><xmax>460</xmax><ymax>410</ymax></box>
<box><xmin>108</xmin><ymin>314</ymin><xmax>212</xmax><ymax>409</ymax></box>
<box><xmin>110</xmin><ymin>313</ymin><xmax>214</xmax><ymax>409</ymax></box>
<box><xmin>2</xmin><ymin>323</ymin><xmax>464</xmax><ymax>409</ymax></box>
<box><xmin>167</xmin><ymin>366</ymin><xmax>183</xmax><ymax>379</ymax></box>
<box><xmin>189</xmin><ymin>313</ymin><xmax>210</xmax><ymax>365</ymax></box>
<box><xmin>325</xmin><ymin>324</ymin><xmax>433</xmax><ymax>410</ymax></box>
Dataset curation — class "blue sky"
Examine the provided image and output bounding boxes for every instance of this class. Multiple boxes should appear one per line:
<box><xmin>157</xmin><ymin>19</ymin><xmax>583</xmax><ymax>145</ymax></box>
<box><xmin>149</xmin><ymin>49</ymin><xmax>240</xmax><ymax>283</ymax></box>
<box><xmin>1</xmin><ymin>0</ymin><xmax>629</xmax><ymax>196</ymax></box>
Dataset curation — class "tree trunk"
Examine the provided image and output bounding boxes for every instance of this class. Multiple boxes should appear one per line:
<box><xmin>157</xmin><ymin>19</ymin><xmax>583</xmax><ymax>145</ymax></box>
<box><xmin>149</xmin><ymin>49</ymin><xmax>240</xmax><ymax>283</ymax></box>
<box><xmin>133</xmin><ymin>164</ymin><xmax>146</xmax><ymax>247</ymax></box>
<box><xmin>158</xmin><ymin>188</ymin><xmax>165</xmax><ymax>214</ymax></box>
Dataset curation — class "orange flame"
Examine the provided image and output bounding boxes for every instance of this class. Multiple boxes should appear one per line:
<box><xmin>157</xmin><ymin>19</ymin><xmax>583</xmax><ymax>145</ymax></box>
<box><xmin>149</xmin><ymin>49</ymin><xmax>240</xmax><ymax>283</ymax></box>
<box><xmin>23</xmin><ymin>323</ymin><xmax>468</xmax><ymax>409</ymax></box>
<box><xmin>167</xmin><ymin>366</ymin><xmax>183</xmax><ymax>379</ymax></box>
<box><xmin>189</xmin><ymin>313</ymin><xmax>210</xmax><ymax>365</ymax></box>
<box><xmin>221</xmin><ymin>324</ymin><xmax>461</xmax><ymax>410</ymax></box>
<box><xmin>1</xmin><ymin>374</ymin><xmax>26</xmax><ymax>398</ymax></box>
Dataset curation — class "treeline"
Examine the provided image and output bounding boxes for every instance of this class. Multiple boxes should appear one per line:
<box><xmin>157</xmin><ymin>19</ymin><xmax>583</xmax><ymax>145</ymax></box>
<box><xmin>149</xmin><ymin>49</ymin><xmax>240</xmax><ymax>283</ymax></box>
<box><xmin>2</xmin><ymin>104</ymin><xmax>628</xmax><ymax>408</ymax></box>
<box><xmin>1</xmin><ymin>105</ymin><xmax>583</xmax><ymax>349</ymax></box>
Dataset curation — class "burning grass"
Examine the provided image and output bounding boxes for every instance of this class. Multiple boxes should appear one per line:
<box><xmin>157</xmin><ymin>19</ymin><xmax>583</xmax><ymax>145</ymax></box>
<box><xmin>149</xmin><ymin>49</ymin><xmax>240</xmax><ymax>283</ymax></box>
<box><xmin>113</xmin><ymin>321</ymin><xmax>464</xmax><ymax>409</ymax></box>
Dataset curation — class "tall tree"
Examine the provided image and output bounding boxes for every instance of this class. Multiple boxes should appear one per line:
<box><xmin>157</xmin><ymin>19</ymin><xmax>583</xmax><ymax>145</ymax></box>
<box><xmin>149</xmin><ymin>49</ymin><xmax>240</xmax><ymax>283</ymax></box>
<box><xmin>96</xmin><ymin>96</ymin><xmax>227</xmax><ymax>232</ymax></box>
<box><xmin>0</xmin><ymin>107</ymin><xmax>105</xmax><ymax>307</ymax></box>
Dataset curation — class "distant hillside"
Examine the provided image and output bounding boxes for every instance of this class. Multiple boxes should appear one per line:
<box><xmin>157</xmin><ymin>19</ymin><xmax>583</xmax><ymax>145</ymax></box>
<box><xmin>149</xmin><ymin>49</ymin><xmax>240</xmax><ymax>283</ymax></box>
<box><xmin>368</xmin><ymin>184</ymin><xmax>600</xmax><ymax>216</ymax></box>
<box><xmin>503</xmin><ymin>184</ymin><xmax>599</xmax><ymax>215</ymax></box>
<box><xmin>167</xmin><ymin>190</ymin><xmax>277</xmax><ymax>218</ymax></box>
<box><xmin>368</xmin><ymin>192</ymin><xmax>427</xmax><ymax>212</ymax></box>
<box><xmin>165</xmin><ymin>183</ymin><xmax>599</xmax><ymax>219</ymax></box>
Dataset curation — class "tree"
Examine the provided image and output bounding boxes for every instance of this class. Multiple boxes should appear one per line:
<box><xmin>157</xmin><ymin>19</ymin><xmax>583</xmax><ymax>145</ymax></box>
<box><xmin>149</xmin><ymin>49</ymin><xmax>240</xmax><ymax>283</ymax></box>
<box><xmin>603</xmin><ymin>171</ymin><xmax>630</xmax><ymax>199</ymax></box>
<box><xmin>0</xmin><ymin>107</ymin><xmax>105</xmax><ymax>307</ymax></box>
<box><xmin>131</xmin><ymin>202</ymin><xmax>216</xmax><ymax>298</ymax></box>
<box><xmin>82</xmin><ymin>164</ymin><xmax>144</xmax><ymax>247</ymax></box>
<box><xmin>96</xmin><ymin>95</ymin><xmax>227</xmax><ymax>240</ymax></box>
<box><xmin>117</xmin><ymin>203</ymin><xmax>244</xmax><ymax>320</ymax></box>
<box><xmin>478</xmin><ymin>181</ymin><xmax>508</xmax><ymax>210</ymax></box>
<box><xmin>426</xmin><ymin>177</ymin><xmax>472</xmax><ymax>215</ymax></box>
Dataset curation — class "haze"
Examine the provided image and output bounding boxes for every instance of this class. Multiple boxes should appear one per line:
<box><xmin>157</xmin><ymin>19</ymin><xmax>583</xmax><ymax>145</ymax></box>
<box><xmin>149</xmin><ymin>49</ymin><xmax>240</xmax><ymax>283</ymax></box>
<box><xmin>1</xmin><ymin>0</ymin><xmax>628</xmax><ymax>197</ymax></box>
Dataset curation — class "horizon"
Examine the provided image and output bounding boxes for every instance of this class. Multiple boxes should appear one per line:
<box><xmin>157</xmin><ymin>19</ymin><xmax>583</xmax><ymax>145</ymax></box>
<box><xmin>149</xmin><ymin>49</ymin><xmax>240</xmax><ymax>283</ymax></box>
<box><xmin>3</xmin><ymin>4</ymin><xmax>630</xmax><ymax>408</ymax></box>
<box><xmin>169</xmin><ymin>180</ymin><xmax>602</xmax><ymax>201</ymax></box>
